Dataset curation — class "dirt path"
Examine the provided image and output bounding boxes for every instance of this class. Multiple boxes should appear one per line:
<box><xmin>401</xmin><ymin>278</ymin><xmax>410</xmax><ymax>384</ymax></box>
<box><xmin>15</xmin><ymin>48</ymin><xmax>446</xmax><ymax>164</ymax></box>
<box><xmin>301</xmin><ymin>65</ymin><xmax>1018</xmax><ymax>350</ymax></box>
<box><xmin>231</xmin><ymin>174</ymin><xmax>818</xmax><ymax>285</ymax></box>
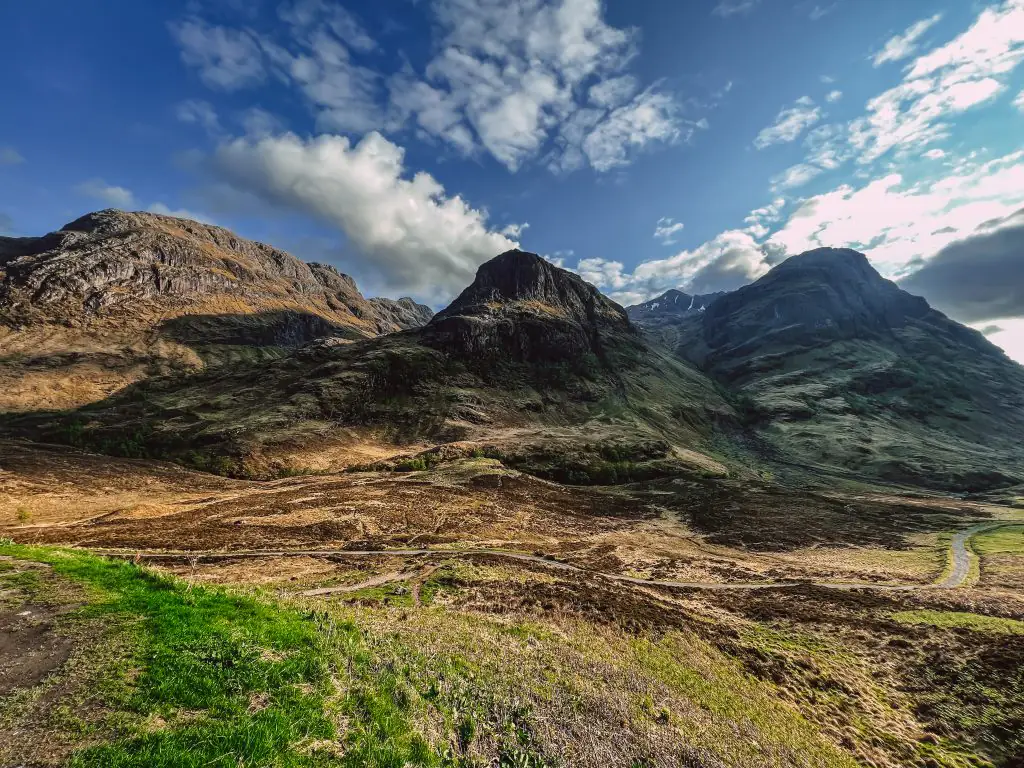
<box><xmin>935</xmin><ymin>523</ymin><xmax>1010</xmax><ymax>589</ymax></box>
<box><xmin>88</xmin><ymin>521</ymin><xmax>1006</xmax><ymax>593</ymax></box>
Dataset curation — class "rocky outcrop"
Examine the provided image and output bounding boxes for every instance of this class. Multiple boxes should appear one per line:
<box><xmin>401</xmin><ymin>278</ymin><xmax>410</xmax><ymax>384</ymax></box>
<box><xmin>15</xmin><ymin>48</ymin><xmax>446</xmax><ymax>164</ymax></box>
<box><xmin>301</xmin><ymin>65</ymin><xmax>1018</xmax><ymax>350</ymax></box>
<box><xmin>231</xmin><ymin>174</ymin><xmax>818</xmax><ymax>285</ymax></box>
<box><xmin>426</xmin><ymin>250</ymin><xmax>639</xmax><ymax>367</ymax></box>
<box><xmin>0</xmin><ymin>209</ymin><xmax>432</xmax><ymax>338</ymax></box>
<box><xmin>369</xmin><ymin>297</ymin><xmax>434</xmax><ymax>332</ymax></box>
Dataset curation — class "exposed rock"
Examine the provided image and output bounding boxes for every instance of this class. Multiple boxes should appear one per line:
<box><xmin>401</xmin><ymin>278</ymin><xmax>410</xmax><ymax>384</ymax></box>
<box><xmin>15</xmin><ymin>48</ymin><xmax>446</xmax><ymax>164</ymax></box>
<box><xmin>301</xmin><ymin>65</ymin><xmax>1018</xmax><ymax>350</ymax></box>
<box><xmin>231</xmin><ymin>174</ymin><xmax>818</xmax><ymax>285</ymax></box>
<box><xmin>368</xmin><ymin>296</ymin><xmax>434</xmax><ymax>332</ymax></box>
<box><xmin>427</xmin><ymin>250</ymin><xmax>638</xmax><ymax>366</ymax></box>
<box><xmin>0</xmin><ymin>209</ymin><xmax>431</xmax><ymax>337</ymax></box>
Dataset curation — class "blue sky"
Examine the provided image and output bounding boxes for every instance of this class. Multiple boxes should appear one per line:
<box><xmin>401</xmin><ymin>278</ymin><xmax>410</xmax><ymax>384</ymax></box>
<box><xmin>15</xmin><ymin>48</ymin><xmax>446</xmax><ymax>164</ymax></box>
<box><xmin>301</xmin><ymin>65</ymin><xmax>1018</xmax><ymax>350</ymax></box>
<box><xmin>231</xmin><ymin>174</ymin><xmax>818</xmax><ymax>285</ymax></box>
<box><xmin>1</xmin><ymin>0</ymin><xmax>1023</xmax><ymax>360</ymax></box>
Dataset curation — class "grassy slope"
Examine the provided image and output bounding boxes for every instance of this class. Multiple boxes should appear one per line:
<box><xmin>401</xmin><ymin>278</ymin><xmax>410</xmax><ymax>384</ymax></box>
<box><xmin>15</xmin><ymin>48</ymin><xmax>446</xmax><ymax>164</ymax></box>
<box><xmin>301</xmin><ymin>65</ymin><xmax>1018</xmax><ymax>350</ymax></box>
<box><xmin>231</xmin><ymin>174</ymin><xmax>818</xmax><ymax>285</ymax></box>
<box><xmin>4</xmin><ymin>544</ymin><xmax>1024</xmax><ymax>767</ymax></box>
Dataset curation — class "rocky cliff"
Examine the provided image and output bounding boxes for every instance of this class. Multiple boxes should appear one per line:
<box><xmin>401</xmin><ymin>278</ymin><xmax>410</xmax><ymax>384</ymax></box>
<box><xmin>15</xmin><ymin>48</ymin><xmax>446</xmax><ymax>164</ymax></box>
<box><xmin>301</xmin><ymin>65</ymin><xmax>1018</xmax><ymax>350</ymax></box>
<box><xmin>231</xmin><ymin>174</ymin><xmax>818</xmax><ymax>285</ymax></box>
<box><xmin>0</xmin><ymin>209</ymin><xmax>433</xmax><ymax>411</ymax></box>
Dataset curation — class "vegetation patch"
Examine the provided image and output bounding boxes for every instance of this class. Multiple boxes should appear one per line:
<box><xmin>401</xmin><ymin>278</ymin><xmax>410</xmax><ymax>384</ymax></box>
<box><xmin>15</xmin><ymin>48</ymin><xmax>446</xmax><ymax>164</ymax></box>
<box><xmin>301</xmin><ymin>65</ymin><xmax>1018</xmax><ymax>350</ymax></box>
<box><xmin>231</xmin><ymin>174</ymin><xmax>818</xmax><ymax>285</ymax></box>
<box><xmin>891</xmin><ymin>610</ymin><xmax>1024</xmax><ymax>634</ymax></box>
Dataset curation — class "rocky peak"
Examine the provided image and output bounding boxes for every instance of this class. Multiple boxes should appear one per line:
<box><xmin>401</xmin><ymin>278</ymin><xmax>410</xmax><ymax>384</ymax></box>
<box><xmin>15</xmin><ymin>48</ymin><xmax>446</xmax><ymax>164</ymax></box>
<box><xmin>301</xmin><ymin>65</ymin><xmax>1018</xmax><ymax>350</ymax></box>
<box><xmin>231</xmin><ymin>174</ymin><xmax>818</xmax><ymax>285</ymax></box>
<box><xmin>425</xmin><ymin>250</ymin><xmax>639</xmax><ymax>368</ymax></box>
<box><xmin>0</xmin><ymin>209</ymin><xmax>432</xmax><ymax>337</ymax></box>
<box><xmin>435</xmin><ymin>249</ymin><xmax>631</xmax><ymax>330</ymax></box>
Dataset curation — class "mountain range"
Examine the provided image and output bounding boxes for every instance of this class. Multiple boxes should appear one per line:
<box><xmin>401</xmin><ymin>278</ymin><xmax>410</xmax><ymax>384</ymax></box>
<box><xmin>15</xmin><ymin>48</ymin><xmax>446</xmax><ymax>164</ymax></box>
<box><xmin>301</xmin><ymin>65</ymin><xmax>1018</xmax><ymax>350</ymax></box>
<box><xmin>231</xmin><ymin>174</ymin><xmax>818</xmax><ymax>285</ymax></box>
<box><xmin>2</xmin><ymin>211</ymin><xmax>1022</xmax><ymax>491</ymax></box>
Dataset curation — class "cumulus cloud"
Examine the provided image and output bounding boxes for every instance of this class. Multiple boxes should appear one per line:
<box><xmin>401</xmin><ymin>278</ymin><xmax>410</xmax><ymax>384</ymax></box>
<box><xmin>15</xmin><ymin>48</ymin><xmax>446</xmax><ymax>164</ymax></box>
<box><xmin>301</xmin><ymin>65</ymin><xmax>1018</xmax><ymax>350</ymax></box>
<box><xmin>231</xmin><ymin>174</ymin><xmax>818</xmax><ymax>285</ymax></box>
<box><xmin>208</xmin><ymin>131</ymin><xmax>517</xmax><ymax>300</ymax></box>
<box><xmin>391</xmin><ymin>0</ymin><xmax>680</xmax><ymax>172</ymax></box>
<box><xmin>0</xmin><ymin>147</ymin><xmax>24</xmax><ymax>165</ymax></box>
<box><xmin>171</xmin><ymin>0</ymin><xmax>685</xmax><ymax>174</ymax></box>
<box><xmin>900</xmin><ymin>208</ymin><xmax>1024</xmax><ymax>323</ymax></box>
<box><xmin>872</xmin><ymin>13</ymin><xmax>943</xmax><ymax>67</ymax></box>
<box><xmin>754</xmin><ymin>96</ymin><xmax>822</xmax><ymax>149</ymax></box>
<box><xmin>653</xmin><ymin>217</ymin><xmax>684</xmax><ymax>245</ymax></box>
<box><xmin>825</xmin><ymin>90</ymin><xmax>843</xmax><ymax>103</ymax></box>
<box><xmin>76</xmin><ymin>179</ymin><xmax>136</xmax><ymax>209</ymax></box>
<box><xmin>171</xmin><ymin>18</ymin><xmax>265</xmax><ymax>90</ymax></box>
<box><xmin>569</xmin><ymin>229</ymin><xmax>770</xmax><ymax>304</ymax></box>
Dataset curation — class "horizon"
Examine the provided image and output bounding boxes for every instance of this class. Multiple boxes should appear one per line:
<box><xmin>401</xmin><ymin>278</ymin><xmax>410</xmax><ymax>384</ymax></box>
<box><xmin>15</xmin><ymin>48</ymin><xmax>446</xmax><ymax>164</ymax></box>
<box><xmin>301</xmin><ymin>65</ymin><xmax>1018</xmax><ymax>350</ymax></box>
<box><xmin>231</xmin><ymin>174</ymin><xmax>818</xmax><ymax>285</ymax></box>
<box><xmin>1</xmin><ymin>0</ymin><xmax>1022</xmax><ymax>362</ymax></box>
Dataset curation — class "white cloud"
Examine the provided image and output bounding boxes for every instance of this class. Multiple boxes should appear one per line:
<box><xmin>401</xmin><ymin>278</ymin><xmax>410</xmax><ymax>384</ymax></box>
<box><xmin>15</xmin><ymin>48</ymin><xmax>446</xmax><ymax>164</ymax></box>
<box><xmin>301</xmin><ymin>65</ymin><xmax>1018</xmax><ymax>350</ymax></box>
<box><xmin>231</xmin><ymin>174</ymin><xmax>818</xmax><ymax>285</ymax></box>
<box><xmin>754</xmin><ymin>96</ymin><xmax>822</xmax><ymax>149</ymax></box>
<box><xmin>278</xmin><ymin>0</ymin><xmax>376</xmax><ymax>53</ymax></box>
<box><xmin>825</xmin><ymin>89</ymin><xmax>843</xmax><ymax>103</ymax></box>
<box><xmin>771</xmin><ymin>163</ymin><xmax>824</xmax><ymax>191</ymax></box>
<box><xmin>1015</xmin><ymin>89</ymin><xmax>1024</xmax><ymax>111</ymax></box>
<box><xmin>766</xmin><ymin>150</ymin><xmax>1024</xmax><ymax>277</ymax></box>
<box><xmin>579</xmin><ymin>89</ymin><xmax>682</xmax><ymax>171</ymax></box>
<box><xmin>853</xmin><ymin>1</ymin><xmax>1024</xmax><ymax>164</ymax></box>
<box><xmin>588</xmin><ymin>75</ymin><xmax>639</xmax><ymax>108</ymax></box>
<box><xmin>0</xmin><ymin>147</ymin><xmax>24</xmax><ymax>165</ymax></box>
<box><xmin>209</xmin><ymin>131</ymin><xmax>517</xmax><ymax>301</ymax></box>
<box><xmin>171</xmin><ymin>0</ymin><xmax>686</xmax><ymax>174</ymax></box>
<box><xmin>261</xmin><ymin>25</ymin><xmax>383</xmax><ymax>134</ymax></box>
<box><xmin>808</xmin><ymin>4</ymin><xmax>837</xmax><ymax>22</ymax></box>
<box><xmin>873</xmin><ymin>13</ymin><xmax>943</xmax><ymax>67</ymax></box>
<box><xmin>923</xmin><ymin>148</ymin><xmax>946</xmax><ymax>160</ymax></box>
<box><xmin>147</xmin><ymin>203</ymin><xmax>216</xmax><ymax>224</ymax></box>
<box><xmin>171</xmin><ymin>18</ymin><xmax>265</xmax><ymax>90</ymax></box>
<box><xmin>76</xmin><ymin>179</ymin><xmax>136</xmax><ymax>209</ymax></box>
<box><xmin>571</xmin><ymin>228</ymin><xmax>770</xmax><ymax>303</ymax></box>
<box><xmin>653</xmin><ymin>217</ymin><xmax>685</xmax><ymax>245</ymax></box>
<box><xmin>712</xmin><ymin>0</ymin><xmax>761</xmax><ymax>18</ymax></box>
<box><xmin>391</xmin><ymin>0</ymin><xmax>680</xmax><ymax>173</ymax></box>
<box><xmin>176</xmin><ymin>99</ymin><xmax>220</xmax><ymax>133</ymax></box>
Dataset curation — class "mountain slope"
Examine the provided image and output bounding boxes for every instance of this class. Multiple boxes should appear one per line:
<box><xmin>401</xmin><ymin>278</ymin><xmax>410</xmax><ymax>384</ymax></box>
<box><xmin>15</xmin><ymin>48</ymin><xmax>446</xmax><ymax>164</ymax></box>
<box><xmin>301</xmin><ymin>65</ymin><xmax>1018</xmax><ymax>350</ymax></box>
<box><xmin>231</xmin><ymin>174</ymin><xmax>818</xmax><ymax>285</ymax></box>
<box><xmin>3</xmin><ymin>250</ymin><xmax>735</xmax><ymax>478</ymax></box>
<box><xmin>661</xmin><ymin>248</ymin><xmax>1024</xmax><ymax>490</ymax></box>
<box><xmin>0</xmin><ymin>209</ymin><xmax>432</xmax><ymax>411</ymax></box>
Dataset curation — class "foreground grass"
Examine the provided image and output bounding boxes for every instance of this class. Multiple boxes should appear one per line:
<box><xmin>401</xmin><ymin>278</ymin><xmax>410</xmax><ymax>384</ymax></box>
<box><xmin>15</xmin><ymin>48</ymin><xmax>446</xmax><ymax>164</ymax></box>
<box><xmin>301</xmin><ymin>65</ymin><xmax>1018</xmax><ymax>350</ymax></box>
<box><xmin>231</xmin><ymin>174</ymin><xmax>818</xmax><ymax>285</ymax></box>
<box><xmin>4</xmin><ymin>543</ymin><xmax>1019</xmax><ymax>767</ymax></box>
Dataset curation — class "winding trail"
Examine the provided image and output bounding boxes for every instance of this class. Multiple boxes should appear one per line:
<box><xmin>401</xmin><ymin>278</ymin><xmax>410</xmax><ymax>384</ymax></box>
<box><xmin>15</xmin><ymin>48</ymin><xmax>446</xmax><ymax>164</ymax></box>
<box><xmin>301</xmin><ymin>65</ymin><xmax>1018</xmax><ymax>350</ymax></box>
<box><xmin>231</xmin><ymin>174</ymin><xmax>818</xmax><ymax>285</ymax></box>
<box><xmin>89</xmin><ymin>521</ymin><xmax>1017</xmax><ymax>593</ymax></box>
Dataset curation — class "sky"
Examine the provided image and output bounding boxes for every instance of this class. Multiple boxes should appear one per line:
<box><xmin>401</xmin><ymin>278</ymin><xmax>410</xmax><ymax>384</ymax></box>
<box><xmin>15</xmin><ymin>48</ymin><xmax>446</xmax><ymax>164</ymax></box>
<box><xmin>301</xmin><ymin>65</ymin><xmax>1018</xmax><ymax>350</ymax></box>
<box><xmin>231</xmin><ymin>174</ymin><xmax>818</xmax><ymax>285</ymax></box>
<box><xmin>1</xmin><ymin>0</ymin><xmax>1023</xmax><ymax>362</ymax></box>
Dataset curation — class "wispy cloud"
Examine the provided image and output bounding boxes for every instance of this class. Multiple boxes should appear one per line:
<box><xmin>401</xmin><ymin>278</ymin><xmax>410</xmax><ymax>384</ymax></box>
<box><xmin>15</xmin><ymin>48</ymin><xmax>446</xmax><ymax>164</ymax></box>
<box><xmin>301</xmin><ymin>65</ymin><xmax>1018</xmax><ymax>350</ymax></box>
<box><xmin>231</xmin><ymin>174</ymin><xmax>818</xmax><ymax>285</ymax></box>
<box><xmin>0</xmin><ymin>147</ymin><xmax>24</xmax><ymax>165</ymax></box>
<box><xmin>872</xmin><ymin>13</ymin><xmax>942</xmax><ymax>67</ymax></box>
<box><xmin>654</xmin><ymin>217</ymin><xmax>685</xmax><ymax>245</ymax></box>
<box><xmin>76</xmin><ymin>179</ymin><xmax>135</xmax><ymax>209</ymax></box>
<box><xmin>754</xmin><ymin>96</ymin><xmax>822</xmax><ymax>149</ymax></box>
<box><xmin>825</xmin><ymin>90</ymin><xmax>842</xmax><ymax>103</ymax></box>
<box><xmin>712</xmin><ymin>0</ymin><xmax>761</xmax><ymax>19</ymax></box>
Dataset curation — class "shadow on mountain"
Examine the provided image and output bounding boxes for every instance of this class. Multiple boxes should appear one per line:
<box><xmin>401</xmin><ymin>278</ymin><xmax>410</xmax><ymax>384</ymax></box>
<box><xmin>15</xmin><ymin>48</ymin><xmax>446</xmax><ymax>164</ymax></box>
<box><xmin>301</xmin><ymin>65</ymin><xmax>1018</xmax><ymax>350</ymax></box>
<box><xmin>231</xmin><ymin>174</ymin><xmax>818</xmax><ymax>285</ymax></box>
<box><xmin>158</xmin><ymin>309</ymin><xmax>368</xmax><ymax>348</ymax></box>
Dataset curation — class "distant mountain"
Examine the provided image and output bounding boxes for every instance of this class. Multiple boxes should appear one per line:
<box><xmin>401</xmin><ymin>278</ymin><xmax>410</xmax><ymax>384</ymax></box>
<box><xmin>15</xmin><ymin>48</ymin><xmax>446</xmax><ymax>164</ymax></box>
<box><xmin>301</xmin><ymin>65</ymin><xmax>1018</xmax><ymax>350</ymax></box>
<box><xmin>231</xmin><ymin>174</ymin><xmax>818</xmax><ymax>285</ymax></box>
<box><xmin>664</xmin><ymin>248</ymin><xmax>1024</xmax><ymax>490</ymax></box>
<box><xmin>627</xmin><ymin>288</ymin><xmax>726</xmax><ymax>321</ymax></box>
<box><xmin>0</xmin><ymin>210</ymin><xmax>432</xmax><ymax>411</ymax></box>
<box><xmin>3</xmin><ymin>249</ymin><xmax>733</xmax><ymax>479</ymax></box>
<box><xmin>626</xmin><ymin>289</ymin><xmax>727</xmax><ymax>350</ymax></box>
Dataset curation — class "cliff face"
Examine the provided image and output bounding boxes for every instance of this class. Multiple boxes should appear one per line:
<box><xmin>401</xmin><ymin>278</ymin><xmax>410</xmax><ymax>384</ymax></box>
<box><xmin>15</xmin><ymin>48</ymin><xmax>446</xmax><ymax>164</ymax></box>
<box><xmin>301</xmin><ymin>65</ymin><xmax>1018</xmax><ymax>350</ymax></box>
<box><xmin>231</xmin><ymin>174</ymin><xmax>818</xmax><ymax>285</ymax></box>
<box><xmin>0</xmin><ymin>209</ymin><xmax>433</xmax><ymax>336</ymax></box>
<box><xmin>0</xmin><ymin>209</ymin><xmax>433</xmax><ymax>412</ymax></box>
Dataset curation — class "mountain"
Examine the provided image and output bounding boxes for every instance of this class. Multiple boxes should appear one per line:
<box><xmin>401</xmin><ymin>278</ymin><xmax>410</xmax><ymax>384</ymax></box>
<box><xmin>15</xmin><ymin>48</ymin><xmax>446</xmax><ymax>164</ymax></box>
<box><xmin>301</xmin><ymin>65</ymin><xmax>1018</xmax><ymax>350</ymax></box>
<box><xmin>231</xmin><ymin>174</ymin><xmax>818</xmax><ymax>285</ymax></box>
<box><xmin>2</xmin><ymin>249</ymin><xmax>734</xmax><ymax>479</ymax></box>
<box><xmin>626</xmin><ymin>288</ymin><xmax>727</xmax><ymax>350</ymax></box>
<box><xmin>626</xmin><ymin>288</ymin><xmax>726</xmax><ymax>321</ymax></box>
<box><xmin>655</xmin><ymin>248</ymin><xmax>1024</xmax><ymax>490</ymax></box>
<box><xmin>0</xmin><ymin>209</ymin><xmax>432</xmax><ymax>411</ymax></box>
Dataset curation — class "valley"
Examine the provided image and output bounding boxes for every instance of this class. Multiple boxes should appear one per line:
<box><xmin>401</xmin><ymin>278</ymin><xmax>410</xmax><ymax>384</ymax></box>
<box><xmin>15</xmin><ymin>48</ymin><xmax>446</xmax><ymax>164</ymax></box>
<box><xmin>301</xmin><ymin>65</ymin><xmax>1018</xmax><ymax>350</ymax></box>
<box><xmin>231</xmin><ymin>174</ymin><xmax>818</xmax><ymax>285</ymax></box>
<box><xmin>1</xmin><ymin>211</ymin><xmax>1022</xmax><ymax>767</ymax></box>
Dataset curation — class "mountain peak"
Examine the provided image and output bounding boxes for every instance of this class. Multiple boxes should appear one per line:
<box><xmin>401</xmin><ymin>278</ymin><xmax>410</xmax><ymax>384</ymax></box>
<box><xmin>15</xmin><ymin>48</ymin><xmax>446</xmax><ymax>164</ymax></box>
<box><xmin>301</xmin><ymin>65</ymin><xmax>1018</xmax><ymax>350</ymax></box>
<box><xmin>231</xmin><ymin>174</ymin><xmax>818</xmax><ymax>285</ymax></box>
<box><xmin>435</xmin><ymin>249</ymin><xmax>630</xmax><ymax>327</ymax></box>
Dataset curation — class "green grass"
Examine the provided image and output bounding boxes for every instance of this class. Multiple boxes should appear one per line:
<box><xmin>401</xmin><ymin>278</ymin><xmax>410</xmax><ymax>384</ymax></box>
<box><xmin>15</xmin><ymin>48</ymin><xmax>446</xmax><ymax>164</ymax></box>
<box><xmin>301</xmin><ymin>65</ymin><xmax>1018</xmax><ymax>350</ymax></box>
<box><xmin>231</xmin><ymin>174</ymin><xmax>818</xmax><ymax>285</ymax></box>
<box><xmin>972</xmin><ymin>525</ymin><xmax>1024</xmax><ymax>556</ymax></box>
<box><xmin>891</xmin><ymin>609</ymin><xmax>1024</xmax><ymax>634</ymax></box>
<box><xmin>0</xmin><ymin>543</ymin><xmax>474</xmax><ymax>768</ymax></box>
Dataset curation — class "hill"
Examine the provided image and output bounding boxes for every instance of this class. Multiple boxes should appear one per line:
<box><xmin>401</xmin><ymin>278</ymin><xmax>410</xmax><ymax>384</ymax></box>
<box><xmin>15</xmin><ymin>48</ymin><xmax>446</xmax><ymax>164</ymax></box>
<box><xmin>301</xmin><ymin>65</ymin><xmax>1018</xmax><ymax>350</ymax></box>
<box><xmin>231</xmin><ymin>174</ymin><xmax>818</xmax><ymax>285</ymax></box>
<box><xmin>640</xmin><ymin>248</ymin><xmax>1024</xmax><ymax>490</ymax></box>
<box><xmin>0</xmin><ymin>209</ymin><xmax>432</xmax><ymax>411</ymax></box>
<box><xmin>3</xmin><ymin>249</ymin><xmax>734</xmax><ymax>478</ymax></box>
